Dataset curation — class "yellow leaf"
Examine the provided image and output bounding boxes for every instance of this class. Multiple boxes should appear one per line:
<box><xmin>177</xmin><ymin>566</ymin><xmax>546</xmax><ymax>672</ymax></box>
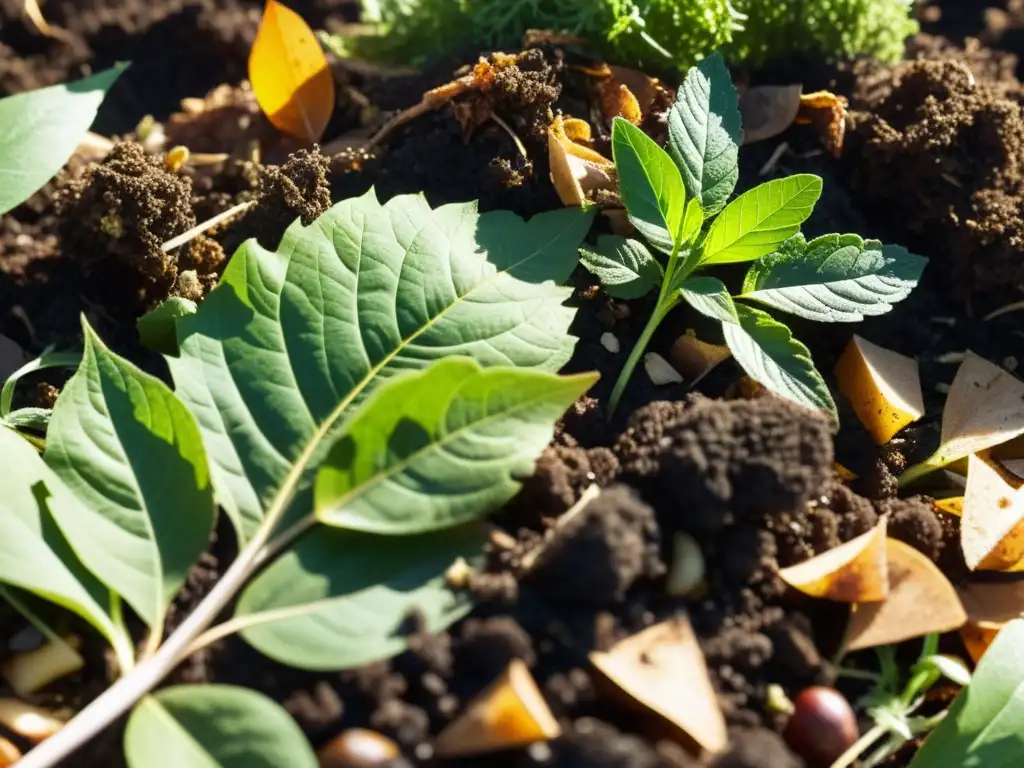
<box><xmin>961</xmin><ymin>453</ymin><xmax>1024</xmax><ymax>571</ymax></box>
<box><xmin>934</xmin><ymin>496</ymin><xmax>963</xmax><ymax>516</ymax></box>
<box><xmin>778</xmin><ymin>519</ymin><xmax>889</xmax><ymax>602</ymax></box>
<box><xmin>249</xmin><ymin>0</ymin><xmax>335</xmax><ymax>143</ymax></box>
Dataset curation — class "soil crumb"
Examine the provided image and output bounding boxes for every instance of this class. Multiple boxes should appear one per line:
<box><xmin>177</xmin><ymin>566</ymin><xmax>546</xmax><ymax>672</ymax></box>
<box><xmin>848</xmin><ymin>56</ymin><xmax>1024</xmax><ymax>299</ymax></box>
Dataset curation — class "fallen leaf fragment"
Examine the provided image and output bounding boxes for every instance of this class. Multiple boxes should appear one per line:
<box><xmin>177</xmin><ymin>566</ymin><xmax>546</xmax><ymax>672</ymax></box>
<box><xmin>931</xmin><ymin>352</ymin><xmax>1024</xmax><ymax>470</ymax></box>
<box><xmin>644</xmin><ymin>352</ymin><xmax>683</xmax><ymax>385</ymax></box>
<box><xmin>0</xmin><ymin>636</ymin><xmax>84</xmax><ymax>698</ymax></box>
<box><xmin>934</xmin><ymin>496</ymin><xmax>964</xmax><ymax>516</ymax></box>
<box><xmin>961</xmin><ymin>453</ymin><xmax>1024</xmax><ymax>571</ymax></box>
<box><xmin>957</xmin><ymin>581</ymin><xmax>1024</xmax><ymax>662</ymax></box>
<box><xmin>548</xmin><ymin>115</ymin><xmax>615</xmax><ymax>207</ymax></box>
<box><xmin>835</xmin><ymin>463</ymin><xmax>858</xmax><ymax>482</ymax></box>
<box><xmin>249</xmin><ymin>0</ymin><xmax>335</xmax><ymax>143</ymax></box>
<box><xmin>433</xmin><ymin>659</ymin><xmax>560</xmax><ymax>757</ymax></box>
<box><xmin>834</xmin><ymin>335</ymin><xmax>924</xmax><ymax>445</ymax></box>
<box><xmin>778</xmin><ymin>519</ymin><xmax>889</xmax><ymax>602</ymax></box>
<box><xmin>0</xmin><ymin>700</ymin><xmax>64</xmax><ymax>743</ymax></box>
<box><xmin>740</xmin><ymin>84</ymin><xmax>802</xmax><ymax>144</ymax></box>
<box><xmin>843</xmin><ymin>538</ymin><xmax>966</xmax><ymax>651</ymax></box>
<box><xmin>794</xmin><ymin>90</ymin><xmax>848</xmax><ymax>157</ymax></box>
<box><xmin>669</xmin><ymin>333</ymin><xmax>731</xmax><ymax>385</ymax></box>
<box><xmin>590</xmin><ymin>616</ymin><xmax>727</xmax><ymax>755</ymax></box>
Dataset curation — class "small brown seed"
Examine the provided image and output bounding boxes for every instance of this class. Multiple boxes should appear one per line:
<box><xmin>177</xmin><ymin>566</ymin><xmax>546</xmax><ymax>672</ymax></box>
<box><xmin>317</xmin><ymin>728</ymin><xmax>400</xmax><ymax>767</ymax></box>
<box><xmin>782</xmin><ymin>687</ymin><xmax>858</xmax><ymax>767</ymax></box>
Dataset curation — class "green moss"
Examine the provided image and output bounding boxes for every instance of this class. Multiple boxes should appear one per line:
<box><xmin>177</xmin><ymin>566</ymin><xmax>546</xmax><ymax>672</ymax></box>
<box><xmin>347</xmin><ymin>0</ymin><xmax>917</xmax><ymax>70</ymax></box>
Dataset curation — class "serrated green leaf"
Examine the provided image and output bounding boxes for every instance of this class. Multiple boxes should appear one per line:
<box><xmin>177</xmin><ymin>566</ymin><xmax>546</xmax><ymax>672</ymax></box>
<box><xmin>137</xmin><ymin>297</ymin><xmax>197</xmax><ymax>356</ymax></box>
<box><xmin>677</xmin><ymin>276</ymin><xmax>738</xmax><ymax>324</ymax></box>
<box><xmin>3</xmin><ymin>407</ymin><xmax>51</xmax><ymax>431</ymax></box>
<box><xmin>316</xmin><ymin>358</ymin><xmax>597</xmax><ymax>532</ymax></box>
<box><xmin>235</xmin><ymin>524</ymin><xmax>484</xmax><ymax>670</ymax></box>
<box><xmin>124</xmin><ymin>685</ymin><xmax>316</xmax><ymax>768</ymax></box>
<box><xmin>0</xmin><ymin>65</ymin><xmax>127</xmax><ymax>215</ymax></box>
<box><xmin>667</xmin><ymin>52</ymin><xmax>742</xmax><ymax>215</ymax></box>
<box><xmin>168</xmin><ymin>190</ymin><xmax>591</xmax><ymax>541</ymax></box>
<box><xmin>702</xmin><ymin>175</ymin><xmax>822</xmax><ymax>265</ymax></box>
<box><xmin>0</xmin><ymin>428</ymin><xmax>125</xmax><ymax>653</ymax></box>
<box><xmin>579</xmin><ymin>235</ymin><xmax>662</xmax><ymax>300</ymax></box>
<box><xmin>740</xmin><ymin>234</ymin><xmax>927</xmax><ymax>322</ymax></box>
<box><xmin>722</xmin><ymin>304</ymin><xmax>836</xmax><ymax>417</ymax></box>
<box><xmin>612</xmin><ymin>117</ymin><xmax>685</xmax><ymax>254</ymax></box>
<box><xmin>44</xmin><ymin>319</ymin><xmax>214</xmax><ymax>628</ymax></box>
<box><xmin>910</xmin><ymin>619</ymin><xmax>1024</xmax><ymax>767</ymax></box>
<box><xmin>1</xmin><ymin>347</ymin><xmax>81</xmax><ymax>419</ymax></box>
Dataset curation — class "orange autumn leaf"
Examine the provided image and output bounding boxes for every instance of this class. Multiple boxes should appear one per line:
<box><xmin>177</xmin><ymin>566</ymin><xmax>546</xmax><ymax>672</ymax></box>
<box><xmin>249</xmin><ymin>0</ymin><xmax>335</xmax><ymax>143</ymax></box>
<box><xmin>777</xmin><ymin>519</ymin><xmax>888</xmax><ymax>602</ymax></box>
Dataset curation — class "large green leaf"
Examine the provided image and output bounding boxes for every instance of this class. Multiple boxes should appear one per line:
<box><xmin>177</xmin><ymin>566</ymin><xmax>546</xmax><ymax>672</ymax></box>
<box><xmin>44</xmin><ymin>320</ymin><xmax>214</xmax><ymax>628</ymax></box>
<box><xmin>667</xmin><ymin>52</ymin><xmax>742</xmax><ymax>215</ymax></box>
<box><xmin>137</xmin><ymin>297</ymin><xmax>197</xmax><ymax>356</ymax></box>
<box><xmin>612</xmin><ymin>117</ymin><xmax>685</xmax><ymax>254</ymax></box>
<box><xmin>579</xmin><ymin>235</ymin><xmax>662</xmax><ymax>300</ymax></box>
<box><xmin>740</xmin><ymin>234</ymin><xmax>927</xmax><ymax>322</ymax></box>
<box><xmin>316</xmin><ymin>358</ymin><xmax>597</xmax><ymax>532</ymax></box>
<box><xmin>168</xmin><ymin>191</ymin><xmax>592</xmax><ymax>541</ymax></box>
<box><xmin>677</xmin><ymin>276</ymin><xmax>738</xmax><ymax>324</ymax></box>
<box><xmin>0</xmin><ymin>65</ymin><xmax>126</xmax><ymax>215</ymax></box>
<box><xmin>124</xmin><ymin>686</ymin><xmax>316</xmax><ymax>768</ymax></box>
<box><xmin>235</xmin><ymin>524</ymin><xmax>484</xmax><ymax>670</ymax></box>
<box><xmin>0</xmin><ymin>428</ymin><xmax>124</xmax><ymax>652</ymax></box>
<box><xmin>722</xmin><ymin>304</ymin><xmax>836</xmax><ymax>417</ymax></box>
<box><xmin>910</xmin><ymin>619</ymin><xmax>1024</xmax><ymax>767</ymax></box>
<box><xmin>701</xmin><ymin>175</ymin><xmax>822</xmax><ymax>265</ymax></box>
<box><xmin>1</xmin><ymin>346</ymin><xmax>81</xmax><ymax>420</ymax></box>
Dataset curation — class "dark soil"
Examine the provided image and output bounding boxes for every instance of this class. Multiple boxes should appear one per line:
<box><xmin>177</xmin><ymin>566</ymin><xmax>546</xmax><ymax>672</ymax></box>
<box><xmin>2</xmin><ymin>1</ymin><xmax>1024</xmax><ymax>767</ymax></box>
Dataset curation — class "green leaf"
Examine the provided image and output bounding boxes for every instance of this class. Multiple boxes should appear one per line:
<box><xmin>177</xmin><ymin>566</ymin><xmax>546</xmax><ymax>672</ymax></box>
<box><xmin>677</xmin><ymin>276</ymin><xmax>739</xmax><ymax>324</ymax></box>
<box><xmin>0</xmin><ymin>65</ymin><xmax>127</xmax><ymax>216</ymax></box>
<box><xmin>702</xmin><ymin>175</ymin><xmax>823</xmax><ymax>265</ymax></box>
<box><xmin>0</xmin><ymin>427</ymin><xmax>125</xmax><ymax>653</ymax></box>
<box><xmin>44</xmin><ymin>319</ymin><xmax>214</xmax><ymax>628</ymax></box>
<box><xmin>137</xmin><ymin>297</ymin><xmax>198</xmax><ymax>356</ymax></box>
<box><xmin>579</xmin><ymin>235</ymin><xmax>662</xmax><ymax>300</ymax></box>
<box><xmin>680</xmin><ymin>197</ymin><xmax>705</xmax><ymax>246</ymax></box>
<box><xmin>740</xmin><ymin>234</ymin><xmax>927</xmax><ymax>322</ymax></box>
<box><xmin>722</xmin><ymin>304</ymin><xmax>836</xmax><ymax>417</ymax></box>
<box><xmin>1</xmin><ymin>347</ymin><xmax>81</xmax><ymax>418</ymax></box>
<box><xmin>124</xmin><ymin>685</ymin><xmax>316</xmax><ymax>768</ymax></box>
<box><xmin>4</xmin><ymin>407</ymin><xmax>52</xmax><ymax>432</ymax></box>
<box><xmin>235</xmin><ymin>524</ymin><xmax>484</xmax><ymax>670</ymax></box>
<box><xmin>316</xmin><ymin>358</ymin><xmax>597</xmax><ymax>532</ymax></box>
<box><xmin>168</xmin><ymin>190</ymin><xmax>589</xmax><ymax>541</ymax></box>
<box><xmin>917</xmin><ymin>654</ymin><xmax>972</xmax><ymax>688</ymax></box>
<box><xmin>910</xmin><ymin>619</ymin><xmax>1024</xmax><ymax>767</ymax></box>
<box><xmin>612</xmin><ymin>117</ymin><xmax>685</xmax><ymax>254</ymax></box>
<box><xmin>667</xmin><ymin>52</ymin><xmax>742</xmax><ymax>215</ymax></box>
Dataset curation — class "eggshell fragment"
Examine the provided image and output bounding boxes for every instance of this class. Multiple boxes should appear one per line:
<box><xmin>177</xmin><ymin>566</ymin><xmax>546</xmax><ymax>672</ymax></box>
<box><xmin>591</xmin><ymin>616</ymin><xmax>727</xmax><ymax>755</ymax></box>
<box><xmin>644</xmin><ymin>353</ymin><xmax>683</xmax><ymax>385</ymax></box>
<box><xmin>834</xmin><ymin>335</ymin><xmax>924</xmax><ymax>445</ymax></box>
<box><xmin>961</xmin><ymin>453</ymin><xmax>1024</xmax><ymax>572</ymax></box>
<box><xmin>777</xmin><ymin>519</ymin><xmax>888</xmax><ymax>602</ymax></box>
<box><xmin>843</xmin><ymin>538</ymin><xmax>966</xmax><ymax>651</ymax></box>
<box><xmin>433</xmin><ymin>659</ymin><xmax>560</xmax><ymax>757</ymax></box>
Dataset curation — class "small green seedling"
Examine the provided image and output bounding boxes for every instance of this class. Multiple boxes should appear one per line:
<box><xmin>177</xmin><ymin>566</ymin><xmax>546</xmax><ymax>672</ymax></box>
<box><xmin>581</xmin><ymin>52</ymin><xmax>927</xmax><ymax>417</ymax></box>
<box><xmin>832</xmin><ymin>636</ymin><xmax>971</xmax><ymax>768</ymax></box>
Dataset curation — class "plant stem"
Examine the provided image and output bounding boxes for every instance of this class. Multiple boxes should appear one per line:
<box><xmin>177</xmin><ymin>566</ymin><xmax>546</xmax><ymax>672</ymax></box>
<box><xmin>607</xmin><ymin>296</ymin><xmax>677</xmax><ymax>416</ymax></box>
<box><xmin>898</xmin><ymin>451</ymin><xmax>948</xmax><ymax>489</ymax></box>
<box><xmin>830</xmin><ymin>723</ymin><xmax>889</xmax><ymax>768</ymax></box>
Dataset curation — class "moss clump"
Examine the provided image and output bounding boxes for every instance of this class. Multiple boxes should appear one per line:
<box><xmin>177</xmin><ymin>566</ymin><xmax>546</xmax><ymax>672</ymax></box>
<box><xmin>349</xmin><ymin>0</ymin><xmax>916</xmax><ymax>71</ymax></box>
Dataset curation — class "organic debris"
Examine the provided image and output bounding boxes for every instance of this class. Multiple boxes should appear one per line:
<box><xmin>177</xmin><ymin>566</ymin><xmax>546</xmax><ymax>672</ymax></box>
<box><xmin>958</xmin><ymin>581</ymin><xmax>1024</xmax><ymax>662</ymax></box>
<box><xmin>794</xmin><ymin>91</ymin><xmax>848</xmax><ymax>157</ymax></box>
<box><xmin>0</xmin><ymin>636</ymin><xmax>83</xmax><ymax>698</ymax></box>
<box><xmin>961</xmin><ymin>453</ymin><xmax>1024</xmax><ymax>571</ymax></box>
<box><xmin>548</xmin><ymin>114</ymin><xmax>616</xmax><ymax>208</ymax></box>
<box><xmin>669</xmin><ymin>332</ymin><xmax>731</xmax><ymax>385</ymax></box>
<box><xmin>777</xmin><ymin>518</ymin><xmax>888</xmax><ymax>602</ymax></box>
<box><xmin>590</xmin><ymin>616</ymin><xmax>728</xmax><ymax>755</ymax></box>
<box><xmin>740</xmin><ymin>84</ymin><xmax>802</xmax><ymax>145</ymax></box>
<box><xmin>842</xmin><ymin>538</ymin><xmax>966</xmax><ymax>651</ymax></box>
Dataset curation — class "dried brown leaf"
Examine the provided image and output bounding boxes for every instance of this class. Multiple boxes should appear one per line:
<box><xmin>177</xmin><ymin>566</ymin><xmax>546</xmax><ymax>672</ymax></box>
<box><xmin>778</xmin><ymin>519</ymin><xmax>888</xmax><ymax>602</ymax></box>
<box><xmin>961</xmin><ymin>453</ymin><xmax>1024</xmax><ymax>571</ymax></box>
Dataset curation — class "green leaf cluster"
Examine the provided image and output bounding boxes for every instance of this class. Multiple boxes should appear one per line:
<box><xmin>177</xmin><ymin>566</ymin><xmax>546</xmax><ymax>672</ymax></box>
<box><xmin>0</xmin><ymin>191</ymin><xmax>597</xmax><ymax>765</ymax></box>
<box><xmin>340</xmin><ymin>0</ymin><xmax>915</xmax><ymax>70</ymax></box>
<box><xmin>579</xmin><ymin>52</ymin><xmax>927</xmax><ymax>418</ymax></box>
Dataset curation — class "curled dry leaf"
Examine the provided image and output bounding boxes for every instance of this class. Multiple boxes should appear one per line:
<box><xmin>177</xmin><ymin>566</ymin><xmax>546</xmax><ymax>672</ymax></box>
<box><xmin>740</xmin><ymin>84</ymin><xmax>802</xmax><ymax>145</ymax></box>
<box><xmin>249</xmin><ymin>0</ymin><xmax>335</xmax><ymax>143</ymax></box>
<box><xmin>835</xmin><ymin>463</ymin><xmax>858</xmax><ymax>482</ymax></box>
<box><xmin>590</xmin><ymin>616</ymin><xmax>727</xmax><ymax>755</ymax></box>
<box><xmin>777</xmin><ymin>518</ymin><xmax>888</xmax><ymax>602</ymax></box>
<box><xmin>669</xmin><ymin>332</ymin><xmax>731</xmax><ymax>385</ymax></box>
<box><xmin>794</xmin><ymin>91</ymin><xmax>848</xmax><ymax>157</ymax></box>
<box><xmin>0</xmin><ymin>636</ymin><xmax>83</xmax><ymax>698</ymax></box>
<box><xmin>843</xmin><ymin>538</ymin><xmax>966</xmax><ymax>651</ymax></box>
<box><xmin>961</xmin><ymin>453</ymin><xmax>1024</xmax><ymax>572</ymax></box>
<box><xmin>594</xmin><ymin>65</ymin><xmax>666</xmax><ymax>125</ymax></box>
<box><xmin>548</xmin><ymin>115</ymin><xmax>616</xmax><ymax>207</ymax></box>
<box><xmin>433</xmin><ymin>658</ymin><xmax>560</xmax><ymax>757</ymax></box>
<box><xmin>0</xmin><ymin>699</ymin><xmax>64</xmax><ymax>743</ymax></box>
<box><xmin>957</xmin><ymin>581</ymin><xmax>1024</xmax><ymax>662</ymax></box>
<box><xmin>834</xmin><ymin>335</ymin><xmax>924</xmax><ymax>445</ymax></box>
